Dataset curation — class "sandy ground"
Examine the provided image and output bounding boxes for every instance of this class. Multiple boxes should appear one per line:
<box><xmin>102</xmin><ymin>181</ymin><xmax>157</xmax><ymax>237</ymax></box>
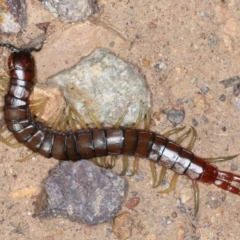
<box><xmin>1</xmin><ymin>0</ymin><xmax>240</xmax><ymax>239</ymax></box>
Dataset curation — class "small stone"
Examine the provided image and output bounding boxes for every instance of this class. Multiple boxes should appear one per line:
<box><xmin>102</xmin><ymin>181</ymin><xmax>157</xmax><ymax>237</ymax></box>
<box><xmin>161</xmin><ymin>216</ymin><xmax>172</xmax><ymax>227</ymax></box>
<box><xmin>154</xmin><ymin>62</ymin><xmax>167</xmax><ymax>71</ymax></box>
<box><xmin>34</xmin><ymin>161</ymin><xmax>127</xmax><ymax>225</ymax></box>
<box><xmin>221</xmin><ymin>126</ymin><xmax>226</xmax><ymax>132</ymax></box>
<box><xmin>208</xmin><ymin>33</ymin><xmax>218</xmax><ymax>47</ymax></box>
<box><xmin>29</xmin><ymin>84</ymin><xmax>66</xmax><ymax>121</ymax></box>
<box><xmin>177</xmin><ymin>226</ymin><xmax>185</xmax><ymax>240</ymax></box>
<box><xmin>192</xmin><ymin>118</ymin><xmax>198</xmax><ymax>127</ymax></box>
<box><xmin>171</xmin><ymin>212</ymin><xmax>177</xmax><ymax>218</ymax></box>
<box><xmin>230</xmin><ymin>163</ymin><xmax>238</xmax><ymax>172</ymax></box>
<box><xmin>152</xmin><ymin>111</ymin><xmax>160</xmax><ymax>121</ymax></box>
<box><xmin>233</xmin><ymin>84</ymin><xmax>240</xmax><ymax>97</ymax></box>
<box><xmin>40</xmin><ymin>0</ymin><xmax>98</xmax><ymax>22</ymax></box>
<box><xmin>219</xmin><ymin>94</ymin><xmax>226</xmax><ymax>102</ymax></box>
<box><xmin>148</xmin><ymin>22</ymin><xmax>157</xmax><ymax>29</ymax></box>
<box><xmin>193</xmin><ymin>93</ymin><xmax>209</xmax><ymax>109</ymax></box>
<box><xmin>220</xmin><ymin>76</ymin><xmax>240</xmax><ymax>88</ymax></box>
<box><xmin>201</xmin><ymin>115</ymin><xmax>209</xmax><ymax>124</ymax></box>
<box><xmin>113</xmin><ymin>212</ymin><xmax>133</xmax><ymax>240</ymax></box>
<box><xmin>0</xmin><ymin>0</ymin><xmax>26</xmax><ymax>34</ymax></box>
<box><xmin>200</xmin><ymin>86</ymin><xmax>210</xmax><ymax>95</ymax></box>
<box><xmin>206</xmin><ymin>191</ymin><xmax>226</xmax><ymax>210</ymax></box>
<box><xmin>48</xmin><ymin>48</ymin><xmax>151</xmax><ymax>126</ymax></box>
<box><xmin>134</xmin><ymin>171</ymin><xmax>144</xmax><ymax>182</ymax></box>
<box><xmin>167</xmin><ymin>109</ymin><xmax>185</xmax><ymax>125</ymax></box>
<box><xmin>125</xmin><ymin>197</ymin><xmax>140</xmax><ymax>209</ymax></box>
<box><xmin>142</xmin><ymin>58</ymin><xmax>151</xmax><ymax>67</ymax></box>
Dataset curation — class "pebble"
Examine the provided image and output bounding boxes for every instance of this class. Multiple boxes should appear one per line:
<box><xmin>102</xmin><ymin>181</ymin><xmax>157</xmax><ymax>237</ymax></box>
<box><xmin>193</xmin><ymin>93</ymin><xmax>209</xmax><ymax>109</ymax></box>
<box><xmin>167</xmin><ymin>109</ymin><xmax>185</xmax><ymax>125</ymax></box>
<box><xmin>112</xmin><ymin>212</ymin><xmax>133</xmax><ymax>240</ymax></box>
<box><xmin>219</xmin><ymin>94</ymin><xmax>226</xmax><ymax>102</ymax></box>
<box><xmin>230</xmin><ymin>163</ymin><xmax>238</xmax><ymax>172</ymax></box>
<box><xmin>0</xmin><ymin>0</ymin><xmax>26</xmax><ymax>34</ymax></box>
<box><xmin>205</xmin><ymin>191</ymin><xmax>226</xmax><ymax>210</ymax></box>
<box><xmin>34</xmin><ymin>160</ymin><xmax>127</xmax><ymax>225</ymax></box>
<box><xmin>48</xmin><ymin>48</ymin><xmax>151</xmax><ymax>126</ymax></box>
<box><xmin>29</xmin><ymin>84</ymin><xmax>66</xmax><ymax>121</ymax></box>
<box><xmin>125</xmin><ymin>197</ymin><xmax>140</xmax><ymax>209</ymax></box>
<box><xmin>161</xmin><ymin>216</ymin><xmax>172</xmax><ymax>227</ymax></box>
<box><xmin>220</xmin><ymin>76</ymin><xmax>240</xmax><ymax>88</ymax></box>
<box><xmin>200</xmin><ymin>86</ymin><xmax>210</xmax><ymax>95</ymax></box>
<box><xmin>233</xmin><ymin>83</ymin><xmax>240</xmax><ymax>97</ymax></box>
<box><xmin>40</xmin><ymin>0</ymin><xmax>99</xmax><ymax>22</ymax></box>
<box><xmin>192</xmin><ymin>118</ymin><xmax>198</xmax><ymax>127</ymax></box>
<box><xmin>152</xmin><ymin>111</ymin><xmax>160</xmax><ymax>121</ymax></box>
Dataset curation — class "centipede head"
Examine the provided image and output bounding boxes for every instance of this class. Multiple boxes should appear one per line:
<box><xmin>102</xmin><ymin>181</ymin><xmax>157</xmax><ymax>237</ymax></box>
<box><xmin>0</xmin><ymin>42</ymin><xmax>43</xmax><ymax>71</ymax></box>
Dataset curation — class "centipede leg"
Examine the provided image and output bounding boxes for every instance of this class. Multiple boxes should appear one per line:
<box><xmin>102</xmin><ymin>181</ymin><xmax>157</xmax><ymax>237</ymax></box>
<box><xmin>204</xmin><ymin>154</ymin><xmax>239</xmax><ymax>163</ymax></box>
<box><xmin>0</xmin><ymin>133</ymin><xmax>22</xmax><ymax>148</ymax></box>
<box><xmin>29</xmin><ymin>97</ymin><xmax>49</xmax><ymax>120</ymax></box>
<box><xmin>16</xmin><ymin>152</ymin><xmax>39</xmax><ymax>162</ymax></box>
<box><xmin>192</xmin><ymin>179</ymin><xmax>200</xmax><ymax>218</ymax></box>
<box><xmin>84</xmin><ymin>103</ymin><xmax>102</xmax><ymax>129</ymax></box>
<box><xmin>120</xmin><ymin>155</ymin><xmax>129</xmax><ymax>176</ymax></box>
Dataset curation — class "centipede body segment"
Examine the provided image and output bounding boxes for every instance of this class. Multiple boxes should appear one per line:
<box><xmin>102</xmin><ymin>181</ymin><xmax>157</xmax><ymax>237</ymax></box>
<box><xmin>1</xmin><ymin>43</ymin><xmax>240</xmax><ymax>217</ymax></box>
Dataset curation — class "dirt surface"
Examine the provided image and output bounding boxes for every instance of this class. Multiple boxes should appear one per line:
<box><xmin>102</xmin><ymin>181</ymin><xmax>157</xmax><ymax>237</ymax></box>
<box><xmin>1</xmin><ymin>0</ymin><xmax>240</xmax><ymax>239</ymax></box>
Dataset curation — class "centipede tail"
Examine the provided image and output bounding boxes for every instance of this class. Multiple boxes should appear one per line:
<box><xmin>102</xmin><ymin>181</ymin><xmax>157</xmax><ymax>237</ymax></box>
<box><xmin>1</xmin><ymin>43</ymin><xmax>240</xmax><ymax>217</ymax></box>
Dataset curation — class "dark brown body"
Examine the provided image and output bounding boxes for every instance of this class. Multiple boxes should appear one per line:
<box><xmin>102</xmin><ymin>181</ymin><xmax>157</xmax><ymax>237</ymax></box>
<box><xmin>3</xmin><ymin>50</ymin><xmax>240</xmax><ymax>196</ymax></box>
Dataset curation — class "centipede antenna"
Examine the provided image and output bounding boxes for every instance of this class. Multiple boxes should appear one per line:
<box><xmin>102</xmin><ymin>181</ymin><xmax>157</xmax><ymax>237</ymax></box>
<box><xmin>204</xmin><ymin>154</ymin><xmax>239</xmax><ymax>163</ymax></box>
<box><xmin>0</xmin><ymin>43</ymin><xmax>21</xmax><ymax>52</ymax></box>
<box><xmin>192</xmin><ymin>180</ymin><xmax>200</xmax><ymax>218</ymax></box>
<box><xmin>16</xmin><ymin>152</ymin><xmax>39</xmax><ymax>162</ymax></box>
<box><xmin>84</xmin><ymin>103</ymin><xmax>102</xmax><ymax>129</ymax></box>
<box><xmin>158</xmin><ymin>173</ymin><xmax>178</xmax><ymax>194</ymax></box>
<box><xmin>187</xmin><ymin>127</ymin><xmax>197</xmax><ymax>151</ymax></box>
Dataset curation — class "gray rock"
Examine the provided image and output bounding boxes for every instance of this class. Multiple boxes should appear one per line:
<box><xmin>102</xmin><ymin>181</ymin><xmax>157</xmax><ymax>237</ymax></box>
<box><xmin>35</xmin><ymin>160</ymin><xmax>127</xmax><ymax>225</ymax></box>
<box><xmin>40</xmin><ymin>0</ymin><xmax>98</xmax><ymax>23</ymax></box>
<box><xmin>167</xmin><ymin>109</ymin><xmax>185</xmax><ymax>125</ymax></box>
<box><xmin>0</xmin><ymin>0</ymin><xmax>26</xmax><ymax>34</ymax></box>
<box><xmin>48</xmin><ymin>48</ymin><xmax>151</xmax><ymax>126</ymax></box>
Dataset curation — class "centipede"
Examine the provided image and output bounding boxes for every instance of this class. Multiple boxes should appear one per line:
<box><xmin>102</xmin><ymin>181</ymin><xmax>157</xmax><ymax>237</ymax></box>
<box><xmin>1</xmin><ymin>42</ymin><xmax>240</xmax><ymax>217</ymax></box>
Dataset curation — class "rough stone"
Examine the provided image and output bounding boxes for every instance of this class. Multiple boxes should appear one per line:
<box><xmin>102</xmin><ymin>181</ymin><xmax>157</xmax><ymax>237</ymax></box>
<box><xmin>34</xmin><ymin>160</ymin><xmax>128</xmax><ymax>225</ymax></box>
<box><xmin>48</xmin><ymin>48</ymin><xmax>151</xmax><ymax>126</ymax></box>
<box><xmin>167</xmin><ymin>108</ymin><xmax>185</xmax><ymax>125</ymax></box>
<box><xmin>112</xmin><ymin>212</ymin><xmax>133</xmax><ymax>240</ymax></box>
<box><xmin>40</xmin><ymin>0</ymin><xmax>98</xmax><ymax>22</ymax></box>
<box><xmin>0</xmin><ymin>0</ymin><xmax>26</xmax><ymax>33</ymax></box>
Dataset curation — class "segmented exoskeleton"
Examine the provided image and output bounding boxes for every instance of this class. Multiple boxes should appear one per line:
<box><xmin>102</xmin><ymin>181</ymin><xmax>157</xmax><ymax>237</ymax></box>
<box><xmin>1</xmin><ymin>43</ymin><xmax>240</xmax><ymax>217</ymax></box>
